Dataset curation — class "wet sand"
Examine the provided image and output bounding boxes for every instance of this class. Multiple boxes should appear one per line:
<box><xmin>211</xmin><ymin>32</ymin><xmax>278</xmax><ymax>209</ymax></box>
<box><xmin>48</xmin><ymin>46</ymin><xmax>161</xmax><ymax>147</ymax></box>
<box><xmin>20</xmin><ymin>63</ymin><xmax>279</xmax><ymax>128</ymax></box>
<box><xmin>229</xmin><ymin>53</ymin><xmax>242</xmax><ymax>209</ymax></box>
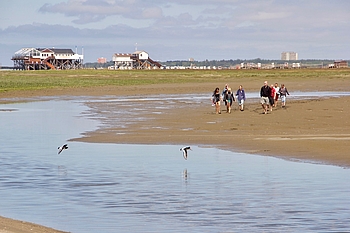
<box><xmin>73</xmin><ymin>85</ymin><xmax>350</xmax><ymax>168</ymax></box>
<box><xmin>1</xmin><ymin>77</ymin><xmax>350</xmax><ymax>232</ymax></box>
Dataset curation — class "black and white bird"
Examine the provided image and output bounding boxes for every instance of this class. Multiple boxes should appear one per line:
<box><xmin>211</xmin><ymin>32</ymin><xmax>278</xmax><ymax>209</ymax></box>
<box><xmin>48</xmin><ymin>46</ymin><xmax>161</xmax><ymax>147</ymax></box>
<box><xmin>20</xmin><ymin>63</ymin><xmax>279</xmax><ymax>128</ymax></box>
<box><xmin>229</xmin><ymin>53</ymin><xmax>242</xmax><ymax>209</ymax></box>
<box><xmin>58</xmin><ymin>144</ymin><xmax>68</xmax><ymax>154</ymax></box>
<box><xmin>180</xmin><ymin>146</ymin><xmax>191</xmax><ymax>160</ymax></box>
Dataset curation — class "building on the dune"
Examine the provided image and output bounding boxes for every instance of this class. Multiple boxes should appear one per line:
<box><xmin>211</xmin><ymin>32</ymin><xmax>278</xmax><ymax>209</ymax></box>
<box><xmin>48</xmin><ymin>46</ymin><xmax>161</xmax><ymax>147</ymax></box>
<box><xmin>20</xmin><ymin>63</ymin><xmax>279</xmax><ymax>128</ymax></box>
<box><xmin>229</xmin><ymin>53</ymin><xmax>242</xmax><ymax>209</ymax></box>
<box><xmin>97</xmin><ymin>57</ymin><xmax>107</xmax><ymax>64</ymax></box>
<box><xmin>328</xmin><ymin>60</ymin><xmax>348</xmax><ymax>68</ymax></box>
<box><xmin>333</xmin><ymin>60</ymin><xmax>348</xmax><ymax>68</ymax></box>
<box><xmin>111</xmin><ymin>51</ymin><xmax>162</xmax><ymax>70</ymax></box>
<box><xmin>11</xmin><ymin>47</ymin><xmax>84</xmax><ymax>70</ymax></box>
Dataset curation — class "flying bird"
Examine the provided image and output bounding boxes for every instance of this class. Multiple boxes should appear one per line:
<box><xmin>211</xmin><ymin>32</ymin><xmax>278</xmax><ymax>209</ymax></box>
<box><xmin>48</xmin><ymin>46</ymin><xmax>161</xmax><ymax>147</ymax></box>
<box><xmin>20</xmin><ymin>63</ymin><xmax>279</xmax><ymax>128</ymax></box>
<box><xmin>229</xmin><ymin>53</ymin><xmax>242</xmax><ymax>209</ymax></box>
<box><xmin>58</xmin><ymin>144</ymin><xmax>68</xmax><ymax>154</ymax></box>
<box><xmin>180</xmin><ymin>146</ymin><xmax>191</xmax><ymax>160</ymax></box>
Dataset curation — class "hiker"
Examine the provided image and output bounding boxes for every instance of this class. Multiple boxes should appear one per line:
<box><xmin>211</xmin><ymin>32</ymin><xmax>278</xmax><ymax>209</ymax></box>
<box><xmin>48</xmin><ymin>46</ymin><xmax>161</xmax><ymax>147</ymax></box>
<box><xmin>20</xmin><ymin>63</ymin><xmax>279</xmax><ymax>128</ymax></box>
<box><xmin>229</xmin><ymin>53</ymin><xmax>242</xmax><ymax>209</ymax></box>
<box><xmin>269</xmin><ymin>84</ymin><xmax>275</xmax><ymax>111</ymax></box>
<box><xmin>273</xmin><ymin>83</ymin><xmax>280</xmax><ymax>107</ymax></box>
<box><xmin>224</xmin><ymin>88</ymin><xmax>235</xmax><ymax>113</ymax></box>
<box><xmin>279</xmin><ymin>84</ymin><xmax>290</xmax><ymax>107</ymax></box>
<box><xmin>236</xmin><ymin>85</ymin><xmax>246</xmax><ymax>111</ymax></box>
<box><xmin>260</xmin><ymin>81</ymin><xmax>271</xmax><ymax>114</ymax></box>
<box><xmin>212</xmin><ymin>87</ymin><xmax>222</xmax><ymax>114</ymax></box>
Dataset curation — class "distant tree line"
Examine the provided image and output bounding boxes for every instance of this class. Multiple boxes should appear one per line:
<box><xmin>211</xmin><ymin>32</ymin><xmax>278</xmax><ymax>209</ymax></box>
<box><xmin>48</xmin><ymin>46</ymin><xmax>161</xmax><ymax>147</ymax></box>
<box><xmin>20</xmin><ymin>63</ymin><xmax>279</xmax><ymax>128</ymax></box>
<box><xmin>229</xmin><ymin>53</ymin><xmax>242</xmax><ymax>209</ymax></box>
<box><xmin>83</xmin><ymin>58</ymin><xmax>344</xmax><ymax>69</ymax></box>
<box><xmin>2</xmin><ymin>59</ymin><xmax>344</xmax><ymax>70</ymax></box>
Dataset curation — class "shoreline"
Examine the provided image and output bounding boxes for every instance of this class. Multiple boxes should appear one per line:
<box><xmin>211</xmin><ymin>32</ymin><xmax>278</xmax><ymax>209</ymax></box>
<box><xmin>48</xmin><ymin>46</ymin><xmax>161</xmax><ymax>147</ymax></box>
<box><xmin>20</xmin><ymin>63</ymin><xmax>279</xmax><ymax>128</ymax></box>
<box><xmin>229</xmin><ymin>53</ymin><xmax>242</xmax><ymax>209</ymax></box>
<box><xmin>72</xmin><ymin>93</ymin><xmax>350</xmax><ymax>168</ymax></box>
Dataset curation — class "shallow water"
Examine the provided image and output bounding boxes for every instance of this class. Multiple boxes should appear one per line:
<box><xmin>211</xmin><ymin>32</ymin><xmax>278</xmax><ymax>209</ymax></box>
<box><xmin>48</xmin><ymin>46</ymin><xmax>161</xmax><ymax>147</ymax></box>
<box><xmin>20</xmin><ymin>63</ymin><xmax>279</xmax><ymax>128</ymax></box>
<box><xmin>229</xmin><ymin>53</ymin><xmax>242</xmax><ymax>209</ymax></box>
<box><xmin>1</xmin><ymin>96</ymin><xmax>350</xmax><ymax>232</ymax></box>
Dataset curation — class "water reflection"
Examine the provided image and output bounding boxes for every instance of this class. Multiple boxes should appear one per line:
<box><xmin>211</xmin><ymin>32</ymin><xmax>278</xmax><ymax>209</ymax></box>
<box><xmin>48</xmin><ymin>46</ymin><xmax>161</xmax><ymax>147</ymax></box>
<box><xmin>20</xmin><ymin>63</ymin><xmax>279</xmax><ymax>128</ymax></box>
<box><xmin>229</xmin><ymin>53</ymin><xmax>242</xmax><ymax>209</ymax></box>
<box><xmin>0</xmin><ymin>97</ymin><xmax>350</xmax><ymax>232</ymax></box>
<box><xmin>182</xmin><ymin>169</ymin><xmax>188</xmax><ymax>180</ymax></box>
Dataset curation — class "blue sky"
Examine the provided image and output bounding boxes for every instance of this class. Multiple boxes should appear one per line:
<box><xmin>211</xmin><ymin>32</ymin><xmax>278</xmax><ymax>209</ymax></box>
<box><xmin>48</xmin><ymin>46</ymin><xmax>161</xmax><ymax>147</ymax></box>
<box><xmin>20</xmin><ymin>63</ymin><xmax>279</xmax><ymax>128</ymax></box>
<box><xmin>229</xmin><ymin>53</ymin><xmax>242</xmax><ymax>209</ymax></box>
<box><xmin>1</xmin><ymin>0</ymin><xmax>349</xmax><ymax>65</ymax></box>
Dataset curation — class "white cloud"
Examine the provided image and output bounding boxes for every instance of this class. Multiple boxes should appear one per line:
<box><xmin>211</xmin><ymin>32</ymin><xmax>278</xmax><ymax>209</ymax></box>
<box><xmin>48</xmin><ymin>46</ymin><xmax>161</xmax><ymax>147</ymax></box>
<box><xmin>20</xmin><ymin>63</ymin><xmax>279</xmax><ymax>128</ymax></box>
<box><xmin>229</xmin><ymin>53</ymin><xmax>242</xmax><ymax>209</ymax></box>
<box><xmin>39</xmin><ymin>0</ymin><xmax>165</xmax><ymax>24</ymax></box>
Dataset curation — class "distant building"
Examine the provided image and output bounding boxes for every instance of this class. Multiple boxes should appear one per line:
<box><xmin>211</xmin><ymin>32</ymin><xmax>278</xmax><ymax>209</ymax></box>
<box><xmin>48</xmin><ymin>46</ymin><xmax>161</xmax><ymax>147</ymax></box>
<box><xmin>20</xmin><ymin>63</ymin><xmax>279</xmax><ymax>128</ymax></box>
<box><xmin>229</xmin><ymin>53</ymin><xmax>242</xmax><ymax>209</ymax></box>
<box><xmin>281</xmin><ymin>52</ymin><xmax>298</xmax><ymax>61</ymax></box>
<box><xmin>111</xmin><ymin>51</ymin><xmax>162</xmax><ymax>70</ymax></box>
<box><xmin>97</xmin><ymin>57</ymin><xmax>107</xmax><ymax>63</ymax></box>
<box><xmin>331</xmin><ymin>60</ymin><xmax>348</xmax><ymax>68</ymax></box>
<box><xmin>292</xmin><ymin>63</ymin><xmax>301</xmax><ymax>68</ymax></box>
<box><xmin>11</xmin><ymin>47</ymin><xmax>84</xmax><ymax>70</ymax></box>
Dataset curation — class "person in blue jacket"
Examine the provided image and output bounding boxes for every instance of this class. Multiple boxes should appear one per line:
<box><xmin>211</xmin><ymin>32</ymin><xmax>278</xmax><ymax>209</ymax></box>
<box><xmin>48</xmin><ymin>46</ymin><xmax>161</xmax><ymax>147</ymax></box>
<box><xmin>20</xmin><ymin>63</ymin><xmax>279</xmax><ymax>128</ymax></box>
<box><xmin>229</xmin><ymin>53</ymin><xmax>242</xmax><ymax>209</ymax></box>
<box><xmin>236</xmin><ymin>85</ymin><xmax>246</xmax><ymax>111</ymax></box>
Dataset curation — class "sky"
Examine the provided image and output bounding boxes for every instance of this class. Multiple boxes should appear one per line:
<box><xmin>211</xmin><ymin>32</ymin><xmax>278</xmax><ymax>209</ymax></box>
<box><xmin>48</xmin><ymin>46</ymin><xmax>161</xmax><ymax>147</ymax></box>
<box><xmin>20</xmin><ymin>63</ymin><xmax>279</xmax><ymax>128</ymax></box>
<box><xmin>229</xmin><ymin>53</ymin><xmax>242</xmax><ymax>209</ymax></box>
<box><xmin>1</xmin><ymin>0</ymin><xmax>349</xmax><ymax>66</ymax></box>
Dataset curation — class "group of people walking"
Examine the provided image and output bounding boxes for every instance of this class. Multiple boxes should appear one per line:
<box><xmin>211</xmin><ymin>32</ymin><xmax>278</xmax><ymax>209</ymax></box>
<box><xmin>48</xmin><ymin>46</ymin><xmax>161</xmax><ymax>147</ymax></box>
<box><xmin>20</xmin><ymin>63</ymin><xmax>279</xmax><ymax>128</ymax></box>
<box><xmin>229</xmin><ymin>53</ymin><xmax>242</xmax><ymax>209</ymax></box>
<box><xmin>212</xmin><ymin>81</ymin><xmax>289</xmax><ymax>115</ymax></box>
<box><xmin>212</xmin><ymin>84</ymin><xmax>246</xmax><ymax>114</ymax></box>
<box><xmin>260</xmin><ymin>81</ymin><xmax>289</xmax><ymax>114</ymax></box>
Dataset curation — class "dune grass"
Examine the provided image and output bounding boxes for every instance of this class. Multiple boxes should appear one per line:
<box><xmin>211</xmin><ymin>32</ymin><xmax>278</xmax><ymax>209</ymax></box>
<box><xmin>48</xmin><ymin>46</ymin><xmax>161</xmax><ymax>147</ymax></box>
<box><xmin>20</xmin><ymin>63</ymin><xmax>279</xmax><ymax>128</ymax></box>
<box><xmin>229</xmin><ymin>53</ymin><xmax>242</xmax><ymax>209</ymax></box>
<box><xmin>0</xmin><ymin>69</ymin><xmax>349</xmax><ymax>93</ymax></box>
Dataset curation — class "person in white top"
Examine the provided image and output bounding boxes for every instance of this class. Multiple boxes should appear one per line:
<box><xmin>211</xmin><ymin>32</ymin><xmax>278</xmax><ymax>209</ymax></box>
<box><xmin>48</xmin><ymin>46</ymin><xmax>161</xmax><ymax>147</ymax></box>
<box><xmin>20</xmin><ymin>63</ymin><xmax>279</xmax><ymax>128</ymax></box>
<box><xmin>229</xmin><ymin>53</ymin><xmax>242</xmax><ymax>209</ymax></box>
<box><xmin>273</xmin><ymin>83</ymin><xmax>280</xmax><ymax>107</ymax></box>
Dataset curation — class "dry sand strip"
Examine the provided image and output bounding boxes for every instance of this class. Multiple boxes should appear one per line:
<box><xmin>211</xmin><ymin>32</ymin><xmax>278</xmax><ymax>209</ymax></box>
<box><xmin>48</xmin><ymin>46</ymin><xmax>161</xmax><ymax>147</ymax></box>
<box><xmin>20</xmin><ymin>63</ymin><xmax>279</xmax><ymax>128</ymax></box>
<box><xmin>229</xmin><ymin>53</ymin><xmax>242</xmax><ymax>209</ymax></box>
<box><xmin>0</xmin><ymin>216</ymin><xmax>69</xmax><ymax>233</ymax></box>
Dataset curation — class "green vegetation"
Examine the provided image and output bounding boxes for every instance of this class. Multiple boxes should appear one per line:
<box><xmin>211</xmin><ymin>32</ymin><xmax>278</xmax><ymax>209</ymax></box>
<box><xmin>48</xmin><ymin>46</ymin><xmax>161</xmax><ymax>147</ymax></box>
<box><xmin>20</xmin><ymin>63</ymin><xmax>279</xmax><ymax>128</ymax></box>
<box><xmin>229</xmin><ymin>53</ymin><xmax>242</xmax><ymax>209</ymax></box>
<box><xmin>0</xmin><ymin>69</ymin><xmax>349</xmax><ymax>93</ymax></box>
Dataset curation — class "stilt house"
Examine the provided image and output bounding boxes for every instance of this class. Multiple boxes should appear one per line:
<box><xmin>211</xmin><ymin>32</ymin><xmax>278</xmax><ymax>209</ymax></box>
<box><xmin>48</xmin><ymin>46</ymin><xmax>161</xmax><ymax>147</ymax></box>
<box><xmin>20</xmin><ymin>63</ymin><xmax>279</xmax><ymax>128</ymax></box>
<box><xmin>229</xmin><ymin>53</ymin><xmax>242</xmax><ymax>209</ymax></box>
<box><xmin>12</xmin><ymin>47</ymin><xmax>84</xmax><ymax>70</ymax></box>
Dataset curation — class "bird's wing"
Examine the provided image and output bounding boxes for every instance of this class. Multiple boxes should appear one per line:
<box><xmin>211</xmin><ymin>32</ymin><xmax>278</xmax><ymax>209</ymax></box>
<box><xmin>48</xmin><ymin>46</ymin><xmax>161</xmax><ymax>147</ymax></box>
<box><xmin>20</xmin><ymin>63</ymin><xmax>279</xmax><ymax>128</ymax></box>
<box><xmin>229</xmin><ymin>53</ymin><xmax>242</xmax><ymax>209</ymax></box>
<box><xmin>183</xmin><ymin>151</ymin><xmax>188</xmax><ymax>160</ymax></box>
<box><xmin>58</xmin><ymin>148</ymin><xmax>63</xmax><ymax>154</ymax></box>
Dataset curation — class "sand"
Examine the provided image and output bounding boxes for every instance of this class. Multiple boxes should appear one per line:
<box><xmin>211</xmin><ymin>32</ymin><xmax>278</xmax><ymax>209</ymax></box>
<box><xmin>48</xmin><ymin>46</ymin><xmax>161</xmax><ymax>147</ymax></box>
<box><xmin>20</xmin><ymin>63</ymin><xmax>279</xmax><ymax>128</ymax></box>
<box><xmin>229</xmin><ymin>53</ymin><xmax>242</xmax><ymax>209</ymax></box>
<box><xmin>0</xmin><ymin>216</ymin><xmax>68</xmax><ymax>233</ymax></box>
<box><xmin>1</xmin><ymin>77</ymin><xmax>350</xmax><ymax>232</ymax></box>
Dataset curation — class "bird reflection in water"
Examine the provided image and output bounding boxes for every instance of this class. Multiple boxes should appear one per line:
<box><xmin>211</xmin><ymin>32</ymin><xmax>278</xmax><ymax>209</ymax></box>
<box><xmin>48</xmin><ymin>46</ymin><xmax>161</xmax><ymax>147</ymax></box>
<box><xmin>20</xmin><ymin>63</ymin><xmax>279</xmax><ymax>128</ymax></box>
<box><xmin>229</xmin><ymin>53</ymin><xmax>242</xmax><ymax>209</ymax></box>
<box><xmin>183</xmin><ymin>169</ymin><xmax>188</xmax><ymax>181</ymax></box>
